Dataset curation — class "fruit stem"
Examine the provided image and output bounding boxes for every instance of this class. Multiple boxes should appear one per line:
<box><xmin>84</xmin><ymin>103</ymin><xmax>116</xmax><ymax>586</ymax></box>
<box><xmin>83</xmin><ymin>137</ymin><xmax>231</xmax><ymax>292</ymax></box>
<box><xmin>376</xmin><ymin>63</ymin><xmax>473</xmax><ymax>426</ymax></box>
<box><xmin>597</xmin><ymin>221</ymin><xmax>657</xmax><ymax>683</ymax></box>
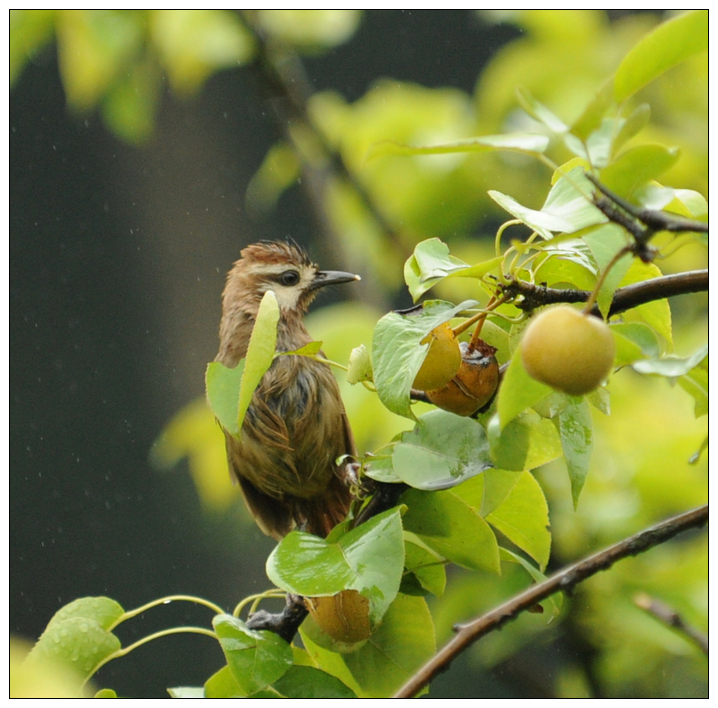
<box><xmin>582</xmin><ymin>245</ymin><xmax>632</xmax><ymax>317</ymax></box>
<box><xmin>494</xmin><ymin>219</ymin><xmax>522</xmax><ymax>257</ymax></box>
<box><xmin>452</xmin><ymin>295</ymin><xmax>508</xmax><ymax>350</ymax></box>
<box><xmin>233</xmin><ymin>589</ymin><xmax>287</xmax><ymax>618</ymax></box>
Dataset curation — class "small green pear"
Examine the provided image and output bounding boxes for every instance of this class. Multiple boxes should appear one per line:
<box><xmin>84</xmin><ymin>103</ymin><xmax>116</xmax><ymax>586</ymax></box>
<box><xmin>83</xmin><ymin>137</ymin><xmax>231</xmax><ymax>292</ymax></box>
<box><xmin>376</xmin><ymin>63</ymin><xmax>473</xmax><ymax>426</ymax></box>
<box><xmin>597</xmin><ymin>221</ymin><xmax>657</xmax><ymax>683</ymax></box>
<box><xmin>521</xmin><ymin>306</ymin><xmax>615</xmax><ymax>396</ymax></box>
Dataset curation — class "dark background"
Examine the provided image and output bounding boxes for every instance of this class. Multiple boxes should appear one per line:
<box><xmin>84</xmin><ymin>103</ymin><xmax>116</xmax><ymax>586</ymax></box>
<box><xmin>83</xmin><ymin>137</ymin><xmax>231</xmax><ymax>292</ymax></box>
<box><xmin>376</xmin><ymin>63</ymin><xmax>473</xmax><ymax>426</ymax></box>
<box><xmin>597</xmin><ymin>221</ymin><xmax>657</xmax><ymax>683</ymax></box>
<box><xmin>10</xmin><ymin>10</ymin><xmax>653</xmax><ymax>697</ymax></box>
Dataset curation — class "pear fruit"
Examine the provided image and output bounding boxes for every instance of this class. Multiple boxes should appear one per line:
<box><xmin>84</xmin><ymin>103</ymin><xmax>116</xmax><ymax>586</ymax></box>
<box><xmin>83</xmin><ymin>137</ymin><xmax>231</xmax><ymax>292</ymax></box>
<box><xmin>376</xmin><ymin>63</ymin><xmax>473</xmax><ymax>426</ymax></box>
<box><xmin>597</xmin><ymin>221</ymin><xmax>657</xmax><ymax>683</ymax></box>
<box><xmin>520</xmin><ymin>306</ymin><xmax>615</xmax><ymax>396</ymax></box>
<box><xmin>305</xmin><ymin>589</ymin><xmax>372</xmax><ymax>645</ymax></box>
<box><xmin>412</xmin><ymin>322</ymin><xmax>461</xmax><ymax>391</ymax></box>
<box><xmin>426</xmin><ymin>339</ymin><xmax>499</xmax><ymax>416</ymax></box>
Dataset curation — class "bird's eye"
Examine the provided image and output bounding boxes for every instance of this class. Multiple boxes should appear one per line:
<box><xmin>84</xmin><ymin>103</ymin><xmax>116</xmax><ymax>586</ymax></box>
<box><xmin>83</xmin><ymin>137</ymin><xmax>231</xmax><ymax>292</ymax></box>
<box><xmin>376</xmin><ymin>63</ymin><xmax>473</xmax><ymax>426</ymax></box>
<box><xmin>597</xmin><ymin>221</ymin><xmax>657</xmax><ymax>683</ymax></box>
<box><xmin>279</xmin><ymin>270</ymin><xmax>300</xmax><ymax>286</ymax></box>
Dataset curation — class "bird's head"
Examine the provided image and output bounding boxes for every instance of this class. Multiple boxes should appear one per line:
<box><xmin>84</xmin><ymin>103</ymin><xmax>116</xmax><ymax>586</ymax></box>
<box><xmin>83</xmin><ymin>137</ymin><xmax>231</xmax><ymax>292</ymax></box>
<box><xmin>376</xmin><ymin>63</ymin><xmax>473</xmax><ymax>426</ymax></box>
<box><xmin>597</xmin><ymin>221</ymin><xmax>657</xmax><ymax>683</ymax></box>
<box><xmin>223</xmin><ymin>241</ymin><xmax>360</xmax><ymax>318</ymax></box>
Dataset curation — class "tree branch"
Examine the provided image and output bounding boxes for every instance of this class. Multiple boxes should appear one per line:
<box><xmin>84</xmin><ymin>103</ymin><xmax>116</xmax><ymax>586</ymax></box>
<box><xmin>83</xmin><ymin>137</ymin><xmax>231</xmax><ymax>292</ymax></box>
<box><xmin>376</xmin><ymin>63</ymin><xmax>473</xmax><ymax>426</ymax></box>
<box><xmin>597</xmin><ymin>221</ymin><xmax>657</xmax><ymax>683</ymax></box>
<box><xmin>634</xmin><ymin>592</ymin><xmax>708</xmax><ymax>655</ymax></box>
<box><xmin>245</xmin><ymin>593</ymin><xmax>308</xmax><ymax>643</ymax></box>
<box><xmin>236</xmin><ymin>11</ymin><xmax>403</xmax><ymax>312</ymax></box>
<box><xmin>503</xmin><ymin>269</ymin><xmax>707</xmax><ymax>317</ymax></box>
<box><xmin>586</xmin><ymin>174</ymin><xmax>709</xmax><ymax>236</ymax></box>
<box><xmin>394</xmin><ymin>504</ymin><xmax>708</xmax><ymax>698</ymax></box>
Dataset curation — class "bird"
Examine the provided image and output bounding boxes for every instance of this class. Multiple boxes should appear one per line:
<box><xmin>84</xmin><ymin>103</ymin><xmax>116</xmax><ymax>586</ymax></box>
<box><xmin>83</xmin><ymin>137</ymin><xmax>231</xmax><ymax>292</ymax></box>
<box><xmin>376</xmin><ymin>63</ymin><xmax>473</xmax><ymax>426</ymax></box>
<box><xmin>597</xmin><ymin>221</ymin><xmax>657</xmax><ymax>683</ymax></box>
<box><xmin>215</xmin><ymin>241</ymin><xmax>360</xmax><ymax>540</ymax></box>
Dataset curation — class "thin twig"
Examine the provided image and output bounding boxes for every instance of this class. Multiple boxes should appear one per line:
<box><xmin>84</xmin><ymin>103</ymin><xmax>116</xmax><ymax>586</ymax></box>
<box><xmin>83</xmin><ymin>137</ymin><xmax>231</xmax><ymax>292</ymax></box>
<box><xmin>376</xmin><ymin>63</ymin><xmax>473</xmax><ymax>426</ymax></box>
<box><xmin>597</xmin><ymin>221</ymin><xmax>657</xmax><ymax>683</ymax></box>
<box><xmin>586</xmin><ymin>174</ymin><xmax>709</xmax><ymax>235</ymax></box>
<box><xmin>394</xmin><ymin>504</ymin><xmax>708</xmax><ymax>698</ymax></box>
<box><xmin>634</xmin><ymin>593</ymin><xmax>708</xmax><ymax>655</ymax></box>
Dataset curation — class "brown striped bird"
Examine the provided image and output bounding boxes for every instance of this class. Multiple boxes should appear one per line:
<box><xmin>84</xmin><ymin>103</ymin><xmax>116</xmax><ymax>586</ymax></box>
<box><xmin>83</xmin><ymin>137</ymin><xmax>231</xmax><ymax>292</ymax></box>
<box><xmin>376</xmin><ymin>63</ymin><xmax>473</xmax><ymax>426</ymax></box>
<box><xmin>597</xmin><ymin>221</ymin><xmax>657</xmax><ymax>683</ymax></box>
<box><xmin>215</xmin><ymin>241</ymin><xmax>360</xmax><ymax>540</ymax></box>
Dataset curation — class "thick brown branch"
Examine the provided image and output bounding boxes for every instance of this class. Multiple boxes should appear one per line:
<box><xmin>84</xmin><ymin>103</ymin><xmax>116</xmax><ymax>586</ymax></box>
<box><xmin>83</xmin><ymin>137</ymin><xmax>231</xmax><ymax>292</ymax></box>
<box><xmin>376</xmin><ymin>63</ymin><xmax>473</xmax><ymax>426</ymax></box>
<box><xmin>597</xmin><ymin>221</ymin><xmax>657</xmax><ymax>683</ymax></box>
<box><xmin>607</xmin><ymin>270</ymin><xmax>708</xmax><ymax>316</ymax></box>
<box><xmin>394</xmin><ymin>504</ymin><xmax>708</xmax><ymax>698</ymax></box>
<box><xmin>503</xmin><ymin>270</ymin><xmax>707</xmax><ymax>317</ymax></box>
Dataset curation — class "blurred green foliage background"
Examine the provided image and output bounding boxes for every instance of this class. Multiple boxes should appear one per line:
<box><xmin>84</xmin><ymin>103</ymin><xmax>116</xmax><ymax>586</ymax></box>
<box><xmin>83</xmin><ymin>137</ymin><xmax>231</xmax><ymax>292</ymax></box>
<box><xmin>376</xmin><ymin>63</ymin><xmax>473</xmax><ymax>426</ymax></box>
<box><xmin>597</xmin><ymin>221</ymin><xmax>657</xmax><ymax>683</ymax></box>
<box><xmin>10</xmin><ymin>10</ymin><xmax>706</xmax><ymax>697</ymax></box>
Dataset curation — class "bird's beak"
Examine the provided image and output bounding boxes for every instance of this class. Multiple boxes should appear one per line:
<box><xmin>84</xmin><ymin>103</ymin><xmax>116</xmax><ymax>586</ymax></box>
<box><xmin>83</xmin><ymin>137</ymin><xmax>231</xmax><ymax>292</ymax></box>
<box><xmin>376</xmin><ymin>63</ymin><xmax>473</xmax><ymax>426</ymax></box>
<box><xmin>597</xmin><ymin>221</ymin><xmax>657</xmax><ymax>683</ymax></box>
<box><xmin>311</xmin><ymin>270</ymin><xmax>361</xmax><ymax>290</ymax></box>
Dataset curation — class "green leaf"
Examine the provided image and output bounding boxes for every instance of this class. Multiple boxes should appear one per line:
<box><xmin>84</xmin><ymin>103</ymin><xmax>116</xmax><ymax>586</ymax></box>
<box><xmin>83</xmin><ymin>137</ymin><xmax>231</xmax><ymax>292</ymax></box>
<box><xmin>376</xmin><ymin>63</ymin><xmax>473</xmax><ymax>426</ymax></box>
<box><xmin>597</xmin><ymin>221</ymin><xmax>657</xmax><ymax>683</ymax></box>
<box><xmin>205</xmin><ymin>360</ymin><xmax>244</xmax><ymax>437</ymax></box>
<box><xmin>487</xmin><ymin>471</ymin><xmax>551</xmax><ymax>569</ymax></box>
<box><xmin>480</xmin><ymin>468</ymin><xmax>524</xmax><ymax>516</ymax></box>
<box><xmin>372</xmin><ymin>299</ymin><xmax>477</xmax><ymax>420</ymax></box>
<box><xmin>237</xmin><ymin>289</ymin><xmax>280</xmax><ymax>431</ymax></box>
<box><xmin>610</xmin><ymin>322</ymin><xmax>661</xmax><ymax>360</ymax></box>
<box><xmin>204</xmin><ymin>665</ymin><xmax>244</xmax><ymax>698</ymax></box>
<box><xmin>489</xmin><ymin>191</ymin><xmax>571</xmax><ymax>238</ymax></box>
<box><xmin>56</xmin><ymin>10</ymin><xmax>144</xmax><ymax>110</ymax></box>
<box><xmin>405</xmin><ymin>238</ymin><xmax>485</xmax><ymax>301</ymax></box>
<box><xmin>557</xmin><ymin>397</ymin><xmax>593</xmax><ymax>509</ymax></box>
<box><xmin>267</xmin><ymin>508</ymin><xmax>405</xmax><ymax>625</ymax></box>
<box><xmin>611</xmin><ymin>321</ymin><xmax>662</xmax><ymax>369</ymax></box>
<box><xmin>497</xmin><ymin>349</ymin><xmax>553</xmax><ymax>429</ymax></box>
<box><xmin>410</xmin><ymin>237</ymin><xmax>468</xmax><ymax>279</ymax></box>
<box><xmin>619</xmin><ymin>261</ymin><xmax>673</xmax><ymax>346</ymax></box>
<box><xmin>402</xmin><ymin>488</ymin><xmax>500</xmax><ymax>573</ymax></box>
<box><xmin>27</xmin><ymin>614</ymin><xmax>122</xmax><ymax>688</ymax></box>
<box><xmin>632</xmin><ymin>344</ymin><xmax>708</xmax><ymax>378</ymax></box>
<box><xmin>486</xmin><ymin>410</ymin><xmax>563</xmax><ymax>473</ymax></box>
<box><xmin>298</xmin><ymin>631</ymin><xmax>362</xmax><ymax>695</ymax></box>
<box><xmin>256</xmin><ymin>10</ymin><xmax>362</xmax><ymax>50</ymax></box>
<box><xmin>43</xmin><ymin>596</ymin><xmax>125</xmax><ymax>633</ymax></box>
<box><xmin>582</xmin><ymin>223</ymin><xmax>632</xmax><ymax>318</ymax></box>
<box><xmin>246</xmin><ymin>141</ymin><xmax>301</xmax><ymax>215</ymax></box>
<box><xmin>362</xmin><ymin>450</ymin><xmax>403</xmax><ymax>483</ymax></box>
<box><xmin>614</xmin><ymin>10</ymin><xmax>708</xmax><ymax>103</ymax></box>
<box><xmin>571</xmin><ymin>79</ymin><xmax>615</xmax><ymax>140</ymax></box>
<box><xmin>634</xmin><ymin>185</ymin><xmax>707</xmax><ymax>229</ymax></box>
<box><xmin>273</xmin><ymin>665</ymin><xmax>357</xmax><ymax>698</ymax></box>
<box><xmin>25</xmin><ymin>596</ymin><xmax>125</xmax><ymax>690</ymax></box>
<box><xmin>586</xmin><ymin>386</ymin><xmax>611</xmax><ymax>416</ymax></box>
<box><xmin>612</xmin><ymin>330</ymin><xmax>647</xmax><ymax>368</ymax></box>
<box><xmin>94</xmin><ymin>688</ymin><xmax>118</xmax><ymax>698</ymax></box>
<box><xmin>562</xmin><ymin>132</ymin><xmax>589</xmax><ymax>162</ymax></box>
<box><xmin>403</xmin><ymin>540</ymin><xmax>446</xmax><ymax>597</ymax></box>
<box><xmin>212</xmin><ymin>614</ymin><xmax>292</xmax><ymax>696</ymax></box>
<box><xmin>516</xmin><ymin>87</ymin><xmax>568</xmax><ymax>133</ymax></box>
<box><xmin>678</xmin><ymin>355</ymin><xmax>707</xmax><ymax>418</ymax></box>
<box><xmin>450</xmin><ymin>256</ymin><xmax>505</xmax><ymax>280</ymax></box>
<box><xmin>392</xmin><ymin>410</ymin><xmax>492</xmax><ymax>490</ymax></box>
<box><xmin>570</xmin><ymin>78</ymin><xmax>614</xmax><ymax>140</ymax></box>
<box><xmin>499</xmin><ymin>548</ymin><xmax>562</xmax><ymax>617</ymax></box>
<box><xmin>585</xmin><ymin>117</ymin><xmax>625</xmax><ymax>169</ymax></box>
<box><xmin>102</xmin><ymin>57</ymin><xmax>159</xmax><ymax>144</ymax></box>
<box><xmin>367</xmin><ymin>132</ymin><xmax>549</xmax><ymax>160</ymax></box>
<box><xmin>277</xmin><ymin>340</ymin><xmax>324</xmax><ymax>357</ymax></box>
<box><xmin>10</xmin><ymin>9</ymin><xmax>56</xmax><ymax>85</ymax></box>
<box><xmin>346</xmin><ymin>344</ymin><xmax>373</xmax><ymax>384</ymax></box>
<box><xmin>490</xmin><ymin>167</ymin><xmax>606</xmax><ymax>238</ymax></box>
<box><xmin>532</xmin><ymin>391</ymin><xmax>571</xmax><ymax>420</ymax></box>
<box><xmin>150</xmin><ymin>10</ymin><xmax>255</xmax><ymax>95</ymax></box>
<box><xmin>341</xmin><ymin>594</ymin><xmax>436</xmax><ymax>698</ymax></box>
<box><xmin>167</xmin><ymin>687</ymin><xmax>205</xmax><ymax>698</ymax></box>
<box><xmin>534</xmin><ymin>248</ymin><xmax>597</xmax><ymax>291</ymax></box>
<box><xmin>612</xmin><ymin>104</ymin><xmax>651</xmax><ymax>155</ymax></box>
<box><xmin>542</xmin><ymin>167</ymin><xmax>609</xmax><ymax>233</ymax></box>
<box><xmin>452</xmin><ymin>468</ymin><xmax>524</xmax><ymax>518</ymax></box>
<box><xmin>600</xmin><ymin>144</ymin><xmax>680</xmax><ymax>199</ymax></box>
